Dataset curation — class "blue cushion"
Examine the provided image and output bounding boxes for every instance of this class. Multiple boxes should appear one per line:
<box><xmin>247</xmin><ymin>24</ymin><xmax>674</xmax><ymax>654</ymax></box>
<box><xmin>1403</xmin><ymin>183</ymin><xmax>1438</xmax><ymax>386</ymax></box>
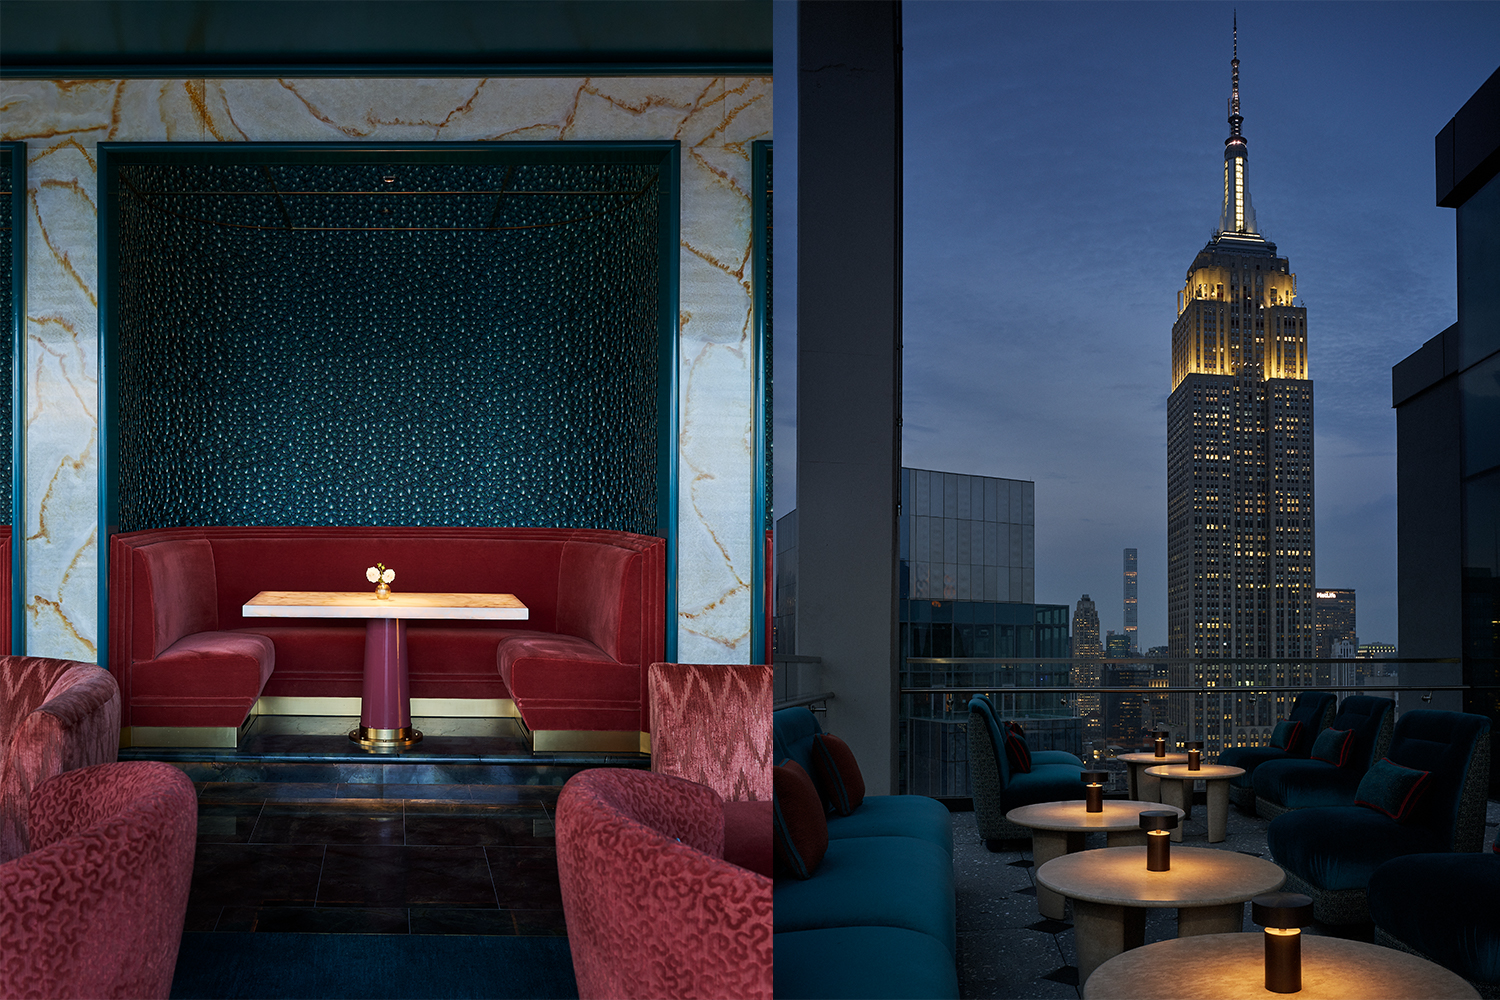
<box><xmin>1253</xmin><ymin>757</ymin><xmax>1363</xmax><ymax>810</ymax></box>
<box><xmin>1032</xmin><ymin>749</ymin><xmax>1085</xmax><ymax>767</ymax></box>
<box><xmin>1325</xmin><ymin>695</ymin><xmax>1394</xmax><ymax>769</ymax></box>
<box><xmin>1286</xmin><ymin>691</ymin><xmax>1338</xmax><ymax>755</ymax></box>
<box><xmin>1381</xmin><ymin>709</ymin><xmax>1491</xmax><ymax>847</ymax></box>
<box><xmin>1268</xmin><ymin>805</ymin><xmax>1447</xmax><ymax>892</ymax></box>
<box><xmin>774</xmin><ymin>926</ymin><xmax>959</xmax><ymax>999</ymax></box>
<box><xmin>773</xmin><ymin>835</ymin><xmax>956</xmax><ymax>956</ymax></box>
<box><xmin>1355</xmin><ymin>757</ymin><xmax>1432</xmax><ymax>821</ymax></box>
<box><xmin>1310</xmin><ymin>727</ymin><xmax>1355</xmax><ymax>766</ymax></box>
<box><xmin>1219</xmin><ymin>744</ymin><xmax>1296</xmax><ymax>788</ymax></box>
<box><xmin>1269</xmin><ymin>720</ymin><xmax>1302</xmax><ymax>751</ymax></box>
<box><xmin>827</xmin><ymin>794</ymin><xmax>954</xmax><ymax>856</ymax></box>
<box><xmin>774</xmin><ymin>706</ymin><xmax>823</xmax><ymax>776</ymax></box>
<box><xmin>1370</xmin><ymin>852</ymin><xmax>1500</xmax><ymax>986</ymax></box>
<box><xmin>1004</xmin><ymin>762</ymin><xmax>1086</xmax><ymax>811</ymax></box>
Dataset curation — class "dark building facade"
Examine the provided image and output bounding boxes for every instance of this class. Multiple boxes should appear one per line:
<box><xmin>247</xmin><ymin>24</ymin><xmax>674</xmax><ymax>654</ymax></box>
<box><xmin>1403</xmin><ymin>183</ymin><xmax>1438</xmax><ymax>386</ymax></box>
<box><xmin>1165</xmin><ymin>30</ymin><xmax>1315</xmax><ymax>754</ymax></box>
<box><xmin>1393</xmin><ymin>66</ymin><xmax>1500</xmax><ymax>793</ymax></box>
<box><xmin>1315</xmin><ymin>588</ymin><xmax>1357</xmax><ymax>660</ymax></box>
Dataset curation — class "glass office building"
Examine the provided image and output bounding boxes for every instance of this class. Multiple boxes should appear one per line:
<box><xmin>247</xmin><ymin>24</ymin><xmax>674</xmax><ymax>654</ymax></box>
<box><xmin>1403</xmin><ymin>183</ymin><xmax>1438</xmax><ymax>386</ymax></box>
<box><xmin>898</xmin><ymin>468</ymin><xmax>1071</xmax><ymax>796</ymax></box>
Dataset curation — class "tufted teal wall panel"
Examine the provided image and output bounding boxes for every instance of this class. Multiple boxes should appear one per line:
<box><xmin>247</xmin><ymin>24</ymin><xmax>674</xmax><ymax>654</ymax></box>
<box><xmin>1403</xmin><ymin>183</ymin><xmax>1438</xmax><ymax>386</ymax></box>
<box><xmin>109</xmin><ymin>151</ymin><xmax>670</xmax><ymax>535</ymax></box>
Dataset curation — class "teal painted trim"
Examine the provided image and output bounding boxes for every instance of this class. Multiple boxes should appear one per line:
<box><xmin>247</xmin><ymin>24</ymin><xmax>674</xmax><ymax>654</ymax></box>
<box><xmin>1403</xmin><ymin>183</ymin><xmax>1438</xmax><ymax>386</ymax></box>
<box><xmin>749</xmin><ymin>140</ymin><xmax>771</xmax><ymax>665</ymax></box>
<box><xmin>96</xmin><ymin>144</ymin><xmax>121</xmax><ymax>671</ymax></box>
<box><xmin>658</xmin><ymin>144</ymin><xmax>681</xmax><ymax>663</ymax></box>
<box><xmin>94</xmin><ymin>140</ymin><xmax>681</xmax><ymax>670</ymax></box>
<box><xmin>5</xmin><ymin>143</ymin><xmax>24</xmax><ymax>655</ymax></box>
<box><xmin>0</xmin><ymin>61</ymin><xmax>771</xmax><ymax>80</ymax></box>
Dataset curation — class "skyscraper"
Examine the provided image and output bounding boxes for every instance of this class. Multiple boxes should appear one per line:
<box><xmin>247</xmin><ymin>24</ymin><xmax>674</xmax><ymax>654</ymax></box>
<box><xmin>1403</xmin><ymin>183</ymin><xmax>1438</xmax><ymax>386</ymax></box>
<box><xmin>1166</xmin><ymin>22</ymin><xmax>1317</xmax><ymax>751</ymax></box>
<box><xmin>1314</xmin><ymin>588</ymin><xmax>1357</xmax><ymax>660</ymax></box>
<box><xmin>1123</xmin><ymin>548</ymin><xmax>1139</xmax><ymax>654</ymax></box>
<box><xmin>1072</xmin><ymin>594</ymin><xmax>1102</xmax><ymax>742</ymax></box>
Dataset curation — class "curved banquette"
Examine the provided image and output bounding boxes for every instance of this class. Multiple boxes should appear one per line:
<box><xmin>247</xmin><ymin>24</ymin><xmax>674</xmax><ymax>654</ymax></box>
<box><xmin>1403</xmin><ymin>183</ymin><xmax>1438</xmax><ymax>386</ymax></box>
<box><xmin>108</xmin><ymin>526</ymin><xmax>665</xmax><ymax>751</ymax></box>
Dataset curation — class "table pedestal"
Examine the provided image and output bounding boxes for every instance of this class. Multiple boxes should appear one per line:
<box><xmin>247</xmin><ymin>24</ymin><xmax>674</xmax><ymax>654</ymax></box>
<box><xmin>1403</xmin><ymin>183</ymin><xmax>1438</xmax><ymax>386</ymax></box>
<box><xmin>1034</xmin><ymin>829</ymin><xmax>1147</xmax><ymax>919</ymax></box>
<box><xmin>1073</xmin><ymin>899</ymin><xmax>1244</xmax><ymax>985</ymax></box>
<box><xmin>350</xmin><ymin>618</ymin><xmax>422</xmax><ymax>749</ymax></box>
<box><xmin>1157</xmin><ymin>777</ymin><xmax>1231</xmax><ymax>842</ymax></box>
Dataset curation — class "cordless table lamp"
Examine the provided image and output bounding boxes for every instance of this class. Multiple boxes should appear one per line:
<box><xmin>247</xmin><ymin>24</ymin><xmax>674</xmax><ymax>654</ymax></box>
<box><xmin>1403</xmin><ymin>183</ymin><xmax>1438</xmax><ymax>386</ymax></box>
<box><xmin>1252</xmin><ymin>892</ymin><xmax>1315</xmax><ymax>993</ymax></box>
<box><xmin>1187</xmin><ymin>740</ymin><xmax>1204</xmax><ymax>770</ymax></box>
<box><xmin>1081</xmin><ymin>770</ymin><xmax>1109</xmax><ymax>812</ymax></box>
<box><xmin>1153</xmin><ymin>730</ymin><xmax>1169</xmax><ymax>758</ymax></box>
<box><xmin>1138</xmin><ymin>809</ymin><xmax>1178</xmax><ymax>871</ymax></box>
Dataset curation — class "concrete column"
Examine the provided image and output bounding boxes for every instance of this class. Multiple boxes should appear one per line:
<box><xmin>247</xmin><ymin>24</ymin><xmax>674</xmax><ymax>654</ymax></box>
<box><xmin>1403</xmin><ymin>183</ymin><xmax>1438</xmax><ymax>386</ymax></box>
<box><xmin>795</xmin><ymin>0</ymin><xmax>903</xmax><ymax>793</ymax></box>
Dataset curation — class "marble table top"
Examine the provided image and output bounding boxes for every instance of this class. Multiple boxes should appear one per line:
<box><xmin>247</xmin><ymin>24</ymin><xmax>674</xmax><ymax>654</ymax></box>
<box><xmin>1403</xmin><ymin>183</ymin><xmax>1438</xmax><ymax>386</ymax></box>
<box><xmin>1144</xmin><ymin>764</ymin><xmax>1245</xmax><ymax>780</ymax></box>
<box><xmin>1007</xmin><ymin>800</ymin><xmax>1186</xmax><ymax>833</ymax></box>
<box><xmin>1084</xmin><ymin>932</ymin><xmax>1478</xmax><ymax>999</ymax></box>
<box><xmin>1037</xmin><ymin>846</ymin><xmax>1284</xmax><ymax>908</ymax></box>
<box><xmin>243</xmin><ymin>591</ymin><xmax>530</xmax><ymax>620</ymax></box>
<box><xmin>1115</xmin><ymin>752</ymin><xmax>1188</xmax><ymax>765</ymax></box>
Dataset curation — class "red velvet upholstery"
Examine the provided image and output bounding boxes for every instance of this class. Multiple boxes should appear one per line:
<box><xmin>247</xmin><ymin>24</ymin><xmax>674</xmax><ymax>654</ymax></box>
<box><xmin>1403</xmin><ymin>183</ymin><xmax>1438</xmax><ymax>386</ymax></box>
<box><xmin>0</xmin><ymin>761</ymin><xmax>197</xmax><ymax>999</ymax></box>
<box><xmin>108</xmin><ymin>527</ymin><xmax>666</xmax><ymax>735</ymax></box>
<box><xmin>648</xmin><ymin>662</ymin><xmax>773</xmax><ymax>802</ymax></box>
<box><xmin>0</xmin><ymin>656</ymin><xmax>121</xmax><ymax>862</ymax></box>
<box><xmin>556</xmin><ymin>769</ymin><xmax>773</xmax><ymax>999</ymax></box>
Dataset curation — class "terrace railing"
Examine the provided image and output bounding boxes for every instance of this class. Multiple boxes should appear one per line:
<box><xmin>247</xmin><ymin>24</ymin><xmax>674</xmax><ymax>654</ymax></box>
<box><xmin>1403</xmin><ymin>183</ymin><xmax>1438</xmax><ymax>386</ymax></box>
<box><xmin>897</xmin><ymin>656</ymin><xmax>1468</xmax><ymax>798</ymax></box>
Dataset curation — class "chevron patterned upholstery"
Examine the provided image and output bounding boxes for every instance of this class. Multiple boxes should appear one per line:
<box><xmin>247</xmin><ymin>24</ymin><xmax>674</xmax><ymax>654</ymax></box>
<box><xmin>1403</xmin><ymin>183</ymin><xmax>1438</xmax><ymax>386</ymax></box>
<box><xmin>648</xmin><ymin>662</ymin><xmax>773</xmax><ymax>802</ymax></box>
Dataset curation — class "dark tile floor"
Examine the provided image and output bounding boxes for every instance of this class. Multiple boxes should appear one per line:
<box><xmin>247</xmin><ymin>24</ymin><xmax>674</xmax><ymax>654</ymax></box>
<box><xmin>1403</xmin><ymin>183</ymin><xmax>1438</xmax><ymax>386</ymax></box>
<box><xmin>184</xmin><ymin>780</ymin><xmax>567</xmax><ymax>936</ymax></box>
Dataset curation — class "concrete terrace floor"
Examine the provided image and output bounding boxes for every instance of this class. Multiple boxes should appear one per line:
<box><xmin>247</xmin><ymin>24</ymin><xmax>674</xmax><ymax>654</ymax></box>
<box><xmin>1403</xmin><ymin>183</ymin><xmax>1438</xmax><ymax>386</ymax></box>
<box><xmin>949</xmin><ymin>798</ymin><xmax>1500</xmax><ymax>1000</ymax></box>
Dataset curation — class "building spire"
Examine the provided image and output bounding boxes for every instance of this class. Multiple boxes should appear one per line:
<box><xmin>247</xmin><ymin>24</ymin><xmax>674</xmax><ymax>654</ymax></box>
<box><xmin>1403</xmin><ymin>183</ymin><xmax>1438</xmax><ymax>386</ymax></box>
<box><xmin>1218</xmin><ymin>10</ymin><xmax>1259</xmax><ymax>238</ymax></box>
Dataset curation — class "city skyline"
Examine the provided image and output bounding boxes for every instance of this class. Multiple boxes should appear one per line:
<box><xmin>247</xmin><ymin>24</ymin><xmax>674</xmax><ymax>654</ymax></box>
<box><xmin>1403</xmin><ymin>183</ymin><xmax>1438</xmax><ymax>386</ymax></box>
<box><xmin>771</xmin><ymin>2</ymin><xmax>1500</xmax><ymax>650</ymax></box>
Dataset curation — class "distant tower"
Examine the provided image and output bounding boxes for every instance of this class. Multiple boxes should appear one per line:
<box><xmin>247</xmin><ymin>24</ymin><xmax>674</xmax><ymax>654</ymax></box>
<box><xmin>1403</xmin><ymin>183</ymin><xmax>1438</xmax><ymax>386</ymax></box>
<box><xmin>1073</xmin><ymin>595</ymin><xmax>1102</xmax><ymax>742</ymax></box>
<box><xmin>1123</xmin><ymin>548</ymin><xmax>1139</xmax><ymax>654</ymax></box>
<box><xmin>1166</xmin><ymin>18</ymin><xmax>1316</xmax><ymax>754</ymax></box>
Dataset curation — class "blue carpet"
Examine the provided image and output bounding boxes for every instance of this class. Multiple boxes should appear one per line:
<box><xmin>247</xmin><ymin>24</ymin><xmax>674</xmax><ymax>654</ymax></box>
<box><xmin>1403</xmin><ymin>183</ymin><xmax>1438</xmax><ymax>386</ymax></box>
<box><xmin>170</xmin><ymin>932</ymin><xmax>579</xmax><ymax>999</ymax></box>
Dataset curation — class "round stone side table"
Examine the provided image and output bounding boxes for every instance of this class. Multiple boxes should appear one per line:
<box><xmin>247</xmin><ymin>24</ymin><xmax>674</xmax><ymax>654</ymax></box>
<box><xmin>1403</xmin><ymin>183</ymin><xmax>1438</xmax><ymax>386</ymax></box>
<box><xmin>1144</xmin><ymin>763</ymin><xmax>1245</xmax><ymax>843</ymax></box>
<box><xmin>1036</xmin><ymin>845</ymin><xmax>1285</xmax><ymax>988</ymax></box>
<box><xmin>1083</xmin><ymin>932</ymin><xmax>1478</xmax><ymax>999</ymax></box>
<box><xmin>1006</xmin><ymin>800</ymin><xmax>1186</xmax><ymax>919</ymax></box>
<box><xmin>1115</xmin><ymin>752</ymin><xmax>1187</xmax><ymax>802</ymax></box>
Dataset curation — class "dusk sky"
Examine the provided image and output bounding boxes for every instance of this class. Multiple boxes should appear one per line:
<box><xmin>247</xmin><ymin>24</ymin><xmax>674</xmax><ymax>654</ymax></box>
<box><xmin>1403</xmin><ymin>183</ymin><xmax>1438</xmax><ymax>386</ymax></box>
<box><xmin>772</xmin><ymin>1</ymin><xmax>1500</xmax><ymax>651</ymax></box>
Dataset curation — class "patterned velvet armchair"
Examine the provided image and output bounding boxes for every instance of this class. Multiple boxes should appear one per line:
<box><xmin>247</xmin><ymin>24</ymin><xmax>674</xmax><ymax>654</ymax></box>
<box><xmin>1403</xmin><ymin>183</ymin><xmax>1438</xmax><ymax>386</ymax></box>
<box><xmin>0</xmin><ymin>655</ymin><xmax>121</xmax><ymax>861</ymax></box>
<box><xmin>0</xmin><ymin>761</ymin><xmax>198</xmax><ymax>999</ymax></box>
<box><xmin>648</xmin><ymin>662</ymin><xmax>773</xmax><ymax>876</ymax></box>
<box><xmin>556</xmin><ymin>768</ymin><xmax>773</xmax><ymax>1000</ymax></box>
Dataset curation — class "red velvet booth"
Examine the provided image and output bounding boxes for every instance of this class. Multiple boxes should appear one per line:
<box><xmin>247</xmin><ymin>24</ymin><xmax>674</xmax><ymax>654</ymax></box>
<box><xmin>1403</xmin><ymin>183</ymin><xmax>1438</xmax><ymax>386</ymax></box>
<box><xmin>556</xmin><ymin>768</ymin><xmax>773</xmax><ymax>999</ymax></box>
<box><xmin>0</xmin><ymin>761</ymin><xmax>197</xmax><ymax>1000</ymax></box>
<box><xmin>108</xmin><ymin>526</ymin><xmax>665</xmax><ymax>749</ymax></box>
<box><xmin>0</xmin><ymin>655</ymin><xmax>120</xmax><ymax>862</ymax></box>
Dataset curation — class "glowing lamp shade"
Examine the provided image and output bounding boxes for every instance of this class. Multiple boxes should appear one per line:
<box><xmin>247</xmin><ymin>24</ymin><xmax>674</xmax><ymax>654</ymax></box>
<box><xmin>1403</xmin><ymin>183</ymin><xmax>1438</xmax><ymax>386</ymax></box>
<box><xmin>1138</xmin><ymin>809</ymin><xmax>1178</xmax><ymax>871</ymax></box>
<box><xmin>1187</xmin><ymin>740</ymin><xmax>1204</xmax><ymax>771</ymax></box>
<box><xmin>1252</xmin><ymin>892</ymin><xmax>1314</xmax><ymax>993</ymax></box>
<box><xmin>1081</xmin><ymin>770</ymin><xmax>1109</xmax><ymax>812</ymax></box>
<box><xmin>1153</xmin><ymin>730</ymin><xmax>1169</xmax><ymax>758</ymax></box>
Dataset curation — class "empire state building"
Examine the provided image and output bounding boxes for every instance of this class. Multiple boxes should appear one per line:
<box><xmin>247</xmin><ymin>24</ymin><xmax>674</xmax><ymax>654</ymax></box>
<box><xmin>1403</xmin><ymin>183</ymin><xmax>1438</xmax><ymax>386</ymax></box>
<box><xmin>1167</xmin><ymin>27</ymin><xmax>1316</xmax><ymax>743</ymax></box>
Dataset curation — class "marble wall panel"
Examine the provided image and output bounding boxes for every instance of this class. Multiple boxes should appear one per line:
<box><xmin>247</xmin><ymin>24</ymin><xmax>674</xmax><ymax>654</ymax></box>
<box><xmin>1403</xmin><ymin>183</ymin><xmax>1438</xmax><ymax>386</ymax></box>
<box><xmin>0</xmin><ymin>75</ymin><xmax>770</xmax><ymax>663</ymax></box>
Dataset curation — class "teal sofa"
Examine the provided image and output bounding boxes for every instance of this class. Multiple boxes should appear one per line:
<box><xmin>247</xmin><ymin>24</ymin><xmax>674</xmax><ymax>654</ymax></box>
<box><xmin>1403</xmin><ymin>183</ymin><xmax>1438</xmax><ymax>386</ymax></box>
<box><xmin>772</xmin><ymin>707</ymin><xmax>958</xmax><ymax>1000</ymax></box>
<box><xmin>968</xmin><ymin>694</ymin><xmax>1085</xmax><ymax>847</ymax></box>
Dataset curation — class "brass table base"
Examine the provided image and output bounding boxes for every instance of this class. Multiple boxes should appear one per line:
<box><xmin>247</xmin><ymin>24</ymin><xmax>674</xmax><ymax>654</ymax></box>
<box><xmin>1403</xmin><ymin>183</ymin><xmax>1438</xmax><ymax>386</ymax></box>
<box><xmin>350</xmin><ymin>725</ymin><xmax>422</xmax><ymax>749</ymax></box>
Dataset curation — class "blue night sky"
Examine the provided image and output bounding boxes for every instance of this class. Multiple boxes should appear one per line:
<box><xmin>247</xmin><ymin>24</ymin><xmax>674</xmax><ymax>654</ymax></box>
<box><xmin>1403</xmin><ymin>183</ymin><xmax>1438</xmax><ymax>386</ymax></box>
<box><xmin>772</xmin><ymin>1</ymin><xmax>1500</xmax><ymax>651</ymax></box>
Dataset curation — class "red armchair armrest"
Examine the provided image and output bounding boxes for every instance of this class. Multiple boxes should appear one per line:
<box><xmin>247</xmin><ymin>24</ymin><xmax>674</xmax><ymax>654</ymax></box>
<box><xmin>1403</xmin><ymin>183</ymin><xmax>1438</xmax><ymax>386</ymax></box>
<box><xmin>0</xmin><ymin>657</ymin><xmax>121</xmax><ymax>861</ymax></box>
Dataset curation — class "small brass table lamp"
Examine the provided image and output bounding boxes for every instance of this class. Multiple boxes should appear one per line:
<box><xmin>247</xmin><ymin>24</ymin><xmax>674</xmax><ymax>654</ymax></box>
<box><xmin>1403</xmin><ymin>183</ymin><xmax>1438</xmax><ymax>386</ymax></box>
<box><xmin>1187</xmin><ymin>740</ymin><xmax>1204</xmax><ymax>770</ymax></box>
<box><xmin>1081</xmin><ymin>770</ymin><xmax>1109</xmax><ymax>812</ymax></box>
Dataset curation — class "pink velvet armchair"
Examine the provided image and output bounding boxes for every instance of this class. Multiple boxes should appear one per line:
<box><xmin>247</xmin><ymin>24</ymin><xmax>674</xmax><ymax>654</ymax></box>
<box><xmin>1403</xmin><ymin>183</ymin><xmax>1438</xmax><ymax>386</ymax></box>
<box><xmin>0</xmin><ymin>655</ymin><xmax>121</xmax><ymax>861</ymax></box>
<box><xmin>648</xmin><ymin>662</ymin><xmax>774</xmax><ymax>876</ymax></box>
<box><xmin>0</xmin><ymin>761</ymin><xmax>197</xmax><ymax>999</ymax></box>
<box><xmin>556</xmin><ymin>768</ymin><xmax>773</xmax><ymax>1000</ymax></box>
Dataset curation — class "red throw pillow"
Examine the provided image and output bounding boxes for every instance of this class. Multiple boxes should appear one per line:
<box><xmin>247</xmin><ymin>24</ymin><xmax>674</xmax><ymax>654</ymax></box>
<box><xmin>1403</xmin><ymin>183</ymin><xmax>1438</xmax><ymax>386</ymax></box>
<box><xmin>811</xmin><ymin>733</ymin><xmax>866</xmax><ymax>816</ymax></box>
<box><xmin>773</xmin><ymin>761</ymin><xmax>828</xmax><ymax>879</ymax></box>
<box><xmin>1311</xmin><ymin>727</ymin><xmax>1354</xmax><ymax>766</ymax></box>
<box><xmin>1004</xmin><ymin>724</ymin><xmax>1032</xmax><ymax>774</ymax></box>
